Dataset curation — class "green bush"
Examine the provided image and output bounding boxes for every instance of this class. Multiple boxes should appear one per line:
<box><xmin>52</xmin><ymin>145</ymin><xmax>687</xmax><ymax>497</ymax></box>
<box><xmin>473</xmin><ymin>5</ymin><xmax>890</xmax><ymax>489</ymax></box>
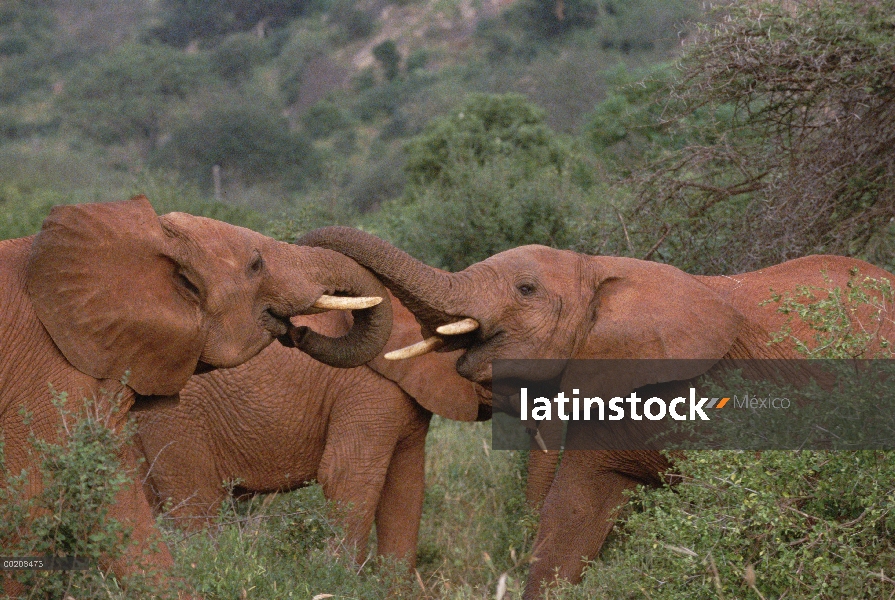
<box><xmin>152</xmin><ymin>99</ymin><xmax>321</xmax><ymax>191</ymax></box>
<box><xmin>373</xmin><ymin>39</ymin><xmax>401</xmax><ymax>81</ymax></box>
<box><xmin>209</xmin><ymin>33</ymin><xmax>270</xmax><ymax>82</ymax></box>
<box><xmin>405</xmin><ymin>48</ymin><xmax>428</xmax><ymax>73</ymax></box>
<box><xmin>375</xmin><ymin>157</ymin><xmax>599</xmax><ymax>270</ymax></box>
<box><xmin>561</xmin><ymin>450</ymin><xmax>895</xmax><ymax>599</ymax></box>
<box><xmin>151</xmin><ymin>0</ymin><xmax>309</xmax><ymax>46</ymax></box>
<box><xmin>328</xmin><ymin>0</ymin><xmax>376</xmax><ymax>42</ymax></box>
<box><xmin>171</xmin><ymin>485</ymin><xmax>416</xmax><ymax>599</ymax></box>
<box><xmin>403</xmin><ymin>93</ymin><xmax>565</xmax><ymax>186</ymax></box>
<box><xmin>0</xmin><ymin>387</ymin><xmax>173</xmax><ymax>598</ymax></box>
<box><xmin>56</xmin><ymin>44</ymin><xmax>210</xmax><ymax>151</ymax></box>
<box><xmin>351</xmin><ymin>76</ymin><xmax>411</xmax><ymax>122</ymax></box>
<box><xmin>302</xmin><ymin>100</ymin><xmax>352</xmax><ymax>140</ymax></box>
<box><xmin>369</xmin><ymin>92</ymin><xmax>601</xmax><ymax>270</ymax></box>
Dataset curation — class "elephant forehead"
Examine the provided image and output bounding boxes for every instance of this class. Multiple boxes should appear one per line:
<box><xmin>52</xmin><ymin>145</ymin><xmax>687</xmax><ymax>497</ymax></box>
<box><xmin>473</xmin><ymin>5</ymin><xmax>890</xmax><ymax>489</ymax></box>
<box><xmin>160</xmin><ymin>212</ymin><xmax>259</xmax><ymax>267</ymax></box>
<box><xmin>478</xmin><ymin>245</ymin><xmax>579</xmax><ymax>281</ymax></box>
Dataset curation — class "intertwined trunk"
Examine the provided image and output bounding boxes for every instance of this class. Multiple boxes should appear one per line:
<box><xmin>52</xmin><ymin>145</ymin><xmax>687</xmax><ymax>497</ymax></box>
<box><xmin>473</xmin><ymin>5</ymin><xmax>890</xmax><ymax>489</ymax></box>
<box><xmin>296</xmin><ymin>227</ymin><xmax>473</xmax><ymax>334</ymax></box>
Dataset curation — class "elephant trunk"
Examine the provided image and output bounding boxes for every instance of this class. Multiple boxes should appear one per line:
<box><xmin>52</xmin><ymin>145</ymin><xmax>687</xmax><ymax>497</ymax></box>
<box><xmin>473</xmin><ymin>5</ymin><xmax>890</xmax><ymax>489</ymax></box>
<box><xmin>267</xmin><ymin>243</ymin><xmax>394</xmax><ymax>368</ymax></box>
<box><xmin>295</xmin><ymin>227</ymin><xmax>474</xmax><ymax>336</ymax></box>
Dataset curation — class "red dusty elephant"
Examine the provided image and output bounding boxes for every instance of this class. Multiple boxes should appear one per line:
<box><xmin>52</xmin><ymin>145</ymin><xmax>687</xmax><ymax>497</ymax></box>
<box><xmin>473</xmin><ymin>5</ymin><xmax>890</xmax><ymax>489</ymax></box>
<box><xmin>294</xmin><ymin>226</ymin><xmax>895</xmax><ymax>598</ymax></box>
<box><xmin>133</xmin><ymin>293</ymin><xmax>490</xmax><ymax>566</ymax></box>
<box><xmin>0</xmin><ymin>198</ymin><xmax>392</xmax><ymax>594</ymax></box>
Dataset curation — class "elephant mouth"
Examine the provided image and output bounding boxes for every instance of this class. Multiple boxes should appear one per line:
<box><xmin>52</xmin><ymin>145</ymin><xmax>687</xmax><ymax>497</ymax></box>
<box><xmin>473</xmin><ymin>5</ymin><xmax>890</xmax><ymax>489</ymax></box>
<box><xmin>260</xmin><ymin>308</ymin><xmax>292</xmax><ymax>337</ymax></box>
<box><xmin>453</xmin><ymin>327</ymin><xmax>507</xmax><ymax>384</ymax></box>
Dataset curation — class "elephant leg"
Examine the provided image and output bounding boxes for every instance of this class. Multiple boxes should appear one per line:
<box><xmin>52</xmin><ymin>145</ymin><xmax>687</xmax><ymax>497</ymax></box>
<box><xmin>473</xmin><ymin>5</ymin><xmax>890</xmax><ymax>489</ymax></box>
<box><xmin>317</xmin><ymin>411</ymin><xmax>398</xmax><ymax>562</ymax></box>
<box><xmin>525</xmin><ymin>418</ymin><xmax>564</xmax><ymax>509</ymax></box>
<box><xmin>526</xmin><ymin>449</ymin><xmax>561</xmax><ymax>510</ymax></box>
<box><xmin>105</xmin><ymin>450</ymin><xmax>181</xmax><ymax>592</ymax></box>
<box><xmin>373</xmin><ymin>405</ymin><xmax>430</xmax><ymax>566</ymax></box>
<box><xmin>133</xmin><ymin>428</ymin><xmax>223</xmax><ymax>531</ymax></box>
<box><xmin>523</xmin><ymin>450</ymin><xmax>652</xmax><ymax>599</ymax></box>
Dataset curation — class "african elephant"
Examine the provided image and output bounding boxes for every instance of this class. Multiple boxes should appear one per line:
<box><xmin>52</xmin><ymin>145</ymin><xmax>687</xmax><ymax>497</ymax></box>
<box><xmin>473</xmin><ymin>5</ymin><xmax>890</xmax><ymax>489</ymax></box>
<box><xmin>133</xmin><ymin>293</ymin><xmax>489</xmax><ymax>566</ymax></box>
<box><xmin>294</xmin><ymin>226</ymin><xmax>895</xmax><ymax>597</ymax></box>
<box><xmin>0</xmin><ymin>198</ymin><xmax>391</xmax><ymax>594</ymax></box>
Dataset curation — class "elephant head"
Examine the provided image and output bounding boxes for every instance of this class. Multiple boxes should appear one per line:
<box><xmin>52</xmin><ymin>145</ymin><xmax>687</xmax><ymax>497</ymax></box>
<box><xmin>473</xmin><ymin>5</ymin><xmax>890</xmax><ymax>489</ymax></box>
<box><xmin>294</xmin><ymin>292</ymin><xmax>492</xmax><ymax>421</ymax></box>
<box><xmin>25</xmin><ymin>197</ymin><xmax>392</xmax><ymax>398</ymax></box>
<box><xmin>295</xmin><ymin>227</ymin><xmax>743</xmax><ymax>392</ymax></box>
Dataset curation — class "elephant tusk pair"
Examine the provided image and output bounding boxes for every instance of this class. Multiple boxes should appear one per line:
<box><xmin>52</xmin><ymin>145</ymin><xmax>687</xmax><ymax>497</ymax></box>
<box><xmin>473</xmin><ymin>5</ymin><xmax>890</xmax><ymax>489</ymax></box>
<box><xmin>312</xmin><ymin>294</ymin><xmax>382</xmax><ymax>311</ymax></box>
<box><xmin>383</xmin><ymin>317</ymin><xmax>480</xmax><ymax>360</ymax></box>
<box><xmin>384</xmin><ymin>336</ymin><xmax>444</xmax><ymax>360</ymax></box>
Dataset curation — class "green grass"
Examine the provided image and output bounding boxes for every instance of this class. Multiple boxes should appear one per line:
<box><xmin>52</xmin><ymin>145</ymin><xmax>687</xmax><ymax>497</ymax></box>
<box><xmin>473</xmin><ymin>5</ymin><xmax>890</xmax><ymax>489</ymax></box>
<box><xmin>163</xmin><ymin>417</ymin><xmax>536</xmax><ymax>599</ymax></box>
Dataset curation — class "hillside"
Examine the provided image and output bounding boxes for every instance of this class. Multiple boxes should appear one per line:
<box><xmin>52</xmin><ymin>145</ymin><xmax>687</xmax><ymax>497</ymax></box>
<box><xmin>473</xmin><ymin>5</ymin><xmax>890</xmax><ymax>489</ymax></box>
<box><xmin>0</xmin><ymin>0</ymin><xmax>701</xmax><ymax>224</ymax></box>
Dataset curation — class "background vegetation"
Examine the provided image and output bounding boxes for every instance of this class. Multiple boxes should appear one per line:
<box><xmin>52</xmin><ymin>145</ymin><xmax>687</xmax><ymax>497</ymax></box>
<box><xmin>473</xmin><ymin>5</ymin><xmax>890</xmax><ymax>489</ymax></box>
<box><xmin>2</xmin><ymin>0</ymin><xmax>895</xmax><ymax>597</ymax></box>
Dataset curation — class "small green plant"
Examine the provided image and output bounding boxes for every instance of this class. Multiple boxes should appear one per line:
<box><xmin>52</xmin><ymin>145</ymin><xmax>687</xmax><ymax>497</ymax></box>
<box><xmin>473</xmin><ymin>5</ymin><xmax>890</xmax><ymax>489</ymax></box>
<box><xmin>171</xmin><ymin>484</ymin><xmax>416</xmax><ymax>599</ymax></box>
<box><xmin>765</xmin><ymin>269</ymin><xmax>894</xmax><ymax>359</ymax></box>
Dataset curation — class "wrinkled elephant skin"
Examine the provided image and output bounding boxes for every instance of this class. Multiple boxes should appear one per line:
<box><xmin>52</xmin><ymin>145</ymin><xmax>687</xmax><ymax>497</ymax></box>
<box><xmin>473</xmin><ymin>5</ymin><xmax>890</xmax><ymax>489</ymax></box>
<box><xmin>295</xmin><ymin>226</ymin><xmax>895</xmax><ymax>597</ymax></box>
<box><xmin>133</xmin><ymin>293</ymin><xmax>489</xmax><ymax>566</ymax></box>
<box><xmin>0</xmin><ymin>198</ymin><xmax>391</xmax><ymax>595</ymax></box>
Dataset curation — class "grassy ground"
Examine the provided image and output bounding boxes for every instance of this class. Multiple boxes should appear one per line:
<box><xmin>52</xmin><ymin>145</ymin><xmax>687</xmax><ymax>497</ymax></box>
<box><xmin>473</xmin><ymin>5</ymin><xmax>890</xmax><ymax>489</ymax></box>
<box><xmin>164</xmin><ymin>417</ymin><xmax>537</xmax><ymax>599</ymax></box>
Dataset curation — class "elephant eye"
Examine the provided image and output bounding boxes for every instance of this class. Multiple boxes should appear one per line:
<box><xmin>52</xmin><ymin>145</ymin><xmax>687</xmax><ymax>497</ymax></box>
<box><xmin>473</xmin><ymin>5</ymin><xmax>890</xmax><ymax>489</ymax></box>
<box><xmin>248</xmin><ymin>252</ymin><xmax>264</xmax><ymax>274</ymax></box>
<box><xmin>517</xmin><ymin>283</ymin><xmax>536</xmax><ymax>296</ymax></box>
<box><xmin>176</xmin><ymin>271</ymin><xmax>201</xmax><ymax>298</ymax></box>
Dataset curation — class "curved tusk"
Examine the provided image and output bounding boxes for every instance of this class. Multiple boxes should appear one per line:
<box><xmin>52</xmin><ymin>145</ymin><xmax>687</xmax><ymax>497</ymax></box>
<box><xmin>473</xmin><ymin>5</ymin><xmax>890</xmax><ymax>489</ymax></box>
<box><xmin>533</xmin><ymin>429</ymin><xmax>549</xmax><ymax>454</ymax></box>
<box><xmin>436</xmin><ymin>318</ymin><xmax>480</xmax><ymax>336</ymax></box>
<box><xmin>313</xmin><ymin>294</ymin><xmax>382</xmax><ymax>311</ymax></box>
<box><xmin>384</xmin><ymin>336</ymin><xmax>443</xmax><ymax>360</ymax></box>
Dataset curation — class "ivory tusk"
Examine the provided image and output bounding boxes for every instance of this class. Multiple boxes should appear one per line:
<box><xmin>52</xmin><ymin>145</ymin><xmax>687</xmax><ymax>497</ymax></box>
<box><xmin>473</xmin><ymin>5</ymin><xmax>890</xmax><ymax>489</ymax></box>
<box><xmin>384</xmin><ymin>336</ymin><xmax>443</xmax><ymax>360</ymax></box>
<box><xmin>312</xmin><ymin>294</ymin><xmax>382</xmax><ymax>310</ymax></box>
<box><xmin>533</xmin><ymin>429</ymin><xmax>549</xmax><ymax>454</ymax></box>
<box><xmin>435</xmin><ymin>317</ymin><xmax>480</xmax><ymax>336</ymax></box>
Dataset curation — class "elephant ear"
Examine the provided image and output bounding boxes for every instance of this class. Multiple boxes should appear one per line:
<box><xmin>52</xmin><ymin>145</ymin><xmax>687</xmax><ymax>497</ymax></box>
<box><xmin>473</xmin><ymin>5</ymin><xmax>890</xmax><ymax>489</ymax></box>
<box><xmin>26</xmin><ymin>196</ymin><xmax>204</xmax><ymax>397</ymax></box>
<box><xmin>569</xmin><ymin>257</ymin><xmax>744</xmax><ymax>395</ymax></box>
<box><xmin>369</xmin><ymin>349</ymin><xmax>483</xmax><ymax>421</ymax></box>
<box><xmin>368</xmin><ymin>295</ymin><xmax>483</xmax><ymax>421</ymax></box>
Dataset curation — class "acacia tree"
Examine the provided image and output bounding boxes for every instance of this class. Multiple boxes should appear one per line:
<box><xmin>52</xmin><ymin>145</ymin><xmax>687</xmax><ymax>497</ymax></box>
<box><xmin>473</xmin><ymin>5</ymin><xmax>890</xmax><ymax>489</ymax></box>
<box><xmin>615</xmin><ymin>0</ymin><xmax>895</xmax><ymax>273</ymax></box>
